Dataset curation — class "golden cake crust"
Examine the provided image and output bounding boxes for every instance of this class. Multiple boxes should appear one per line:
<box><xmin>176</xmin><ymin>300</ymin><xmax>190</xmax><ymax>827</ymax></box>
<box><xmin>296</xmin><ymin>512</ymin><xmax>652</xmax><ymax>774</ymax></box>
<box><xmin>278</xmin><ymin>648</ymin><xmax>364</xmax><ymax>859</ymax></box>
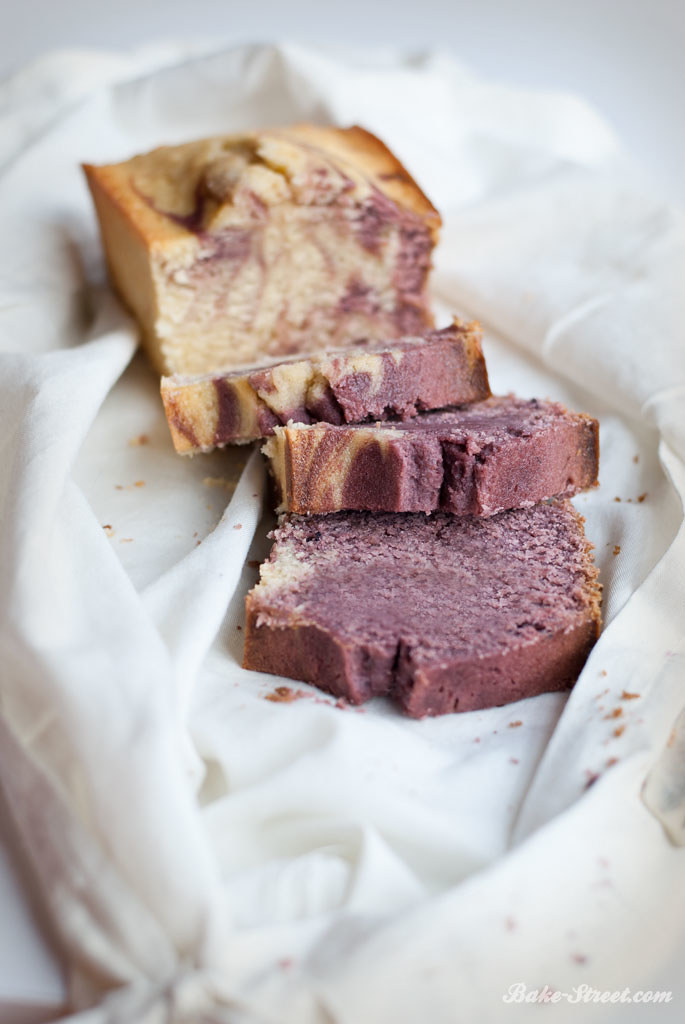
<box><xmin>83</xmin><ymin>124</ymin><xmax>441</xmax><ymax>250</ymax></box>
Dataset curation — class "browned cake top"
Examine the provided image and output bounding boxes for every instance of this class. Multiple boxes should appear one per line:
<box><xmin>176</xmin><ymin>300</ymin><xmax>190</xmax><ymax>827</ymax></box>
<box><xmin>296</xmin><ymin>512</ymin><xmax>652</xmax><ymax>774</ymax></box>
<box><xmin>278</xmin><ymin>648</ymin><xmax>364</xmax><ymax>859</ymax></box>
<box><xmin>83</xmin><ymin>124</ymin><xmax>441</xmax><ymax>249</ymax></box>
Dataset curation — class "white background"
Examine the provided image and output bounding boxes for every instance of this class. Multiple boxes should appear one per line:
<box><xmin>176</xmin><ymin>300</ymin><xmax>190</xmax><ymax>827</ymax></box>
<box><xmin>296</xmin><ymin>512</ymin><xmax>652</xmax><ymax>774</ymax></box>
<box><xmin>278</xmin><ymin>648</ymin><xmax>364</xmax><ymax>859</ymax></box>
<box><xmin>3</xmin><ymin>0</ymin><xmax>685</xmax><ymax>201</ymax></box>
<box><xmin>1</xmin><ymin>1</ymin><xmax>683</xmax><ymax>1020</ymax></box>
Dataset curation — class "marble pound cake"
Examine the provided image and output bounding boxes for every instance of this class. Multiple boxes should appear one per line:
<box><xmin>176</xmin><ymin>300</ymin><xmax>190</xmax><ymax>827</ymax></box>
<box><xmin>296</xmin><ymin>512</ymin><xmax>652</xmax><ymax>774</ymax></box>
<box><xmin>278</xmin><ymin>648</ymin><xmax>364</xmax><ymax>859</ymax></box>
<box><xmin>160</xmin><ymin>320</ymin><xmax>490</xmax><ymax>452</ymax></box>
<box><xmin>265</xmin><ymin>395</ymin><xmax>599</xmax><ymax>515</ymax></box>
<box><xmin>243</xmin><ymin>502</ymin><xmax>602</xmax><ymax>717</ymax></box>
<box><xmin>84</xmin><ymin>124</ymin><xmax>441</xmax><ymax>375</ymax></box>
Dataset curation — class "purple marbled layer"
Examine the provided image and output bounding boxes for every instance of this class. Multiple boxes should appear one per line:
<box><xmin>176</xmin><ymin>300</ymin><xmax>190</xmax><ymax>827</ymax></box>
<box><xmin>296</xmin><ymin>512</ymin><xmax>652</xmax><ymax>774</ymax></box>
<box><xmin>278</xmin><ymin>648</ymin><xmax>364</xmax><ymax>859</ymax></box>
<box><xmin>199</xmin><ymin>324</ymin><xmax>489</xmax><ymax>446</ymax></box>
<box><xmin>244</xmin><ymin>502</ymin><xmax>601</xmax><ymax>716</ymax></box>
<box><xmin>273</xmin><ymin>395</ymin><xmax>599</xmax><ymax>515</ymax></box>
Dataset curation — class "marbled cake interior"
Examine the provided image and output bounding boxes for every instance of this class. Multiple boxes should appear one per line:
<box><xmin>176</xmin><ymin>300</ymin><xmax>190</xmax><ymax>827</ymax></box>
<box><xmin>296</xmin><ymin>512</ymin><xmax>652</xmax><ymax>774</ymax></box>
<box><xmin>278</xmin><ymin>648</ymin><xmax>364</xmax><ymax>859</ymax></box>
<box><xmin>160</xmin><ymin>321</ymin><xmax>489</xmax><ymax>452</ymax></box>
<box><xmin>86</xmin><ymin>127</ymin><xmax>441</xmax><ymax>375</ymax></box>
<box><xmin>244</xmin><ymin>502</ymin><xmax>602</xmax><ymax>716</ymax></box>
<box><xmin>265</xmin><ymin>395</ymin><xmax>600</xmax><ymax>515</ymax></box>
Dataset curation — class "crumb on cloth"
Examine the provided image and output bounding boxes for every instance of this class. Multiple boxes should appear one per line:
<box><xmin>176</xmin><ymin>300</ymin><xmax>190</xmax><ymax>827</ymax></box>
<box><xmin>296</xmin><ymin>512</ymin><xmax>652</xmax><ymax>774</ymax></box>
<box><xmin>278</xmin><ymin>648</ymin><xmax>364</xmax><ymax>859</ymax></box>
<box><xmin>203</xmin><ymin>476</ymin><xmax>235</xmax><ymax>491</ymax></box>
<box><xmin>264</xmin><ymin>686</ymin><xmax>305</xmax><ymax>703</ymax></box>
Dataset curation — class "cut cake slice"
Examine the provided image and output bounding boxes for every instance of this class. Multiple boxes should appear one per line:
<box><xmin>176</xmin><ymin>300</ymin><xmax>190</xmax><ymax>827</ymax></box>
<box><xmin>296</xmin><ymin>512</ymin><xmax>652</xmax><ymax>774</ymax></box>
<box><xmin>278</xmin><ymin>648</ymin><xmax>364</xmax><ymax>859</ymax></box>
<box><xmin>161</xmin><ymin>319</ymin><xmax>489</xmax><ymax>453</ymax></box>
<box><xmin>244</xmin><ymin>502</ymin><xmax>601</xmax><ymax>717</ymax></box>
<box><xmin>264</xmin><ymin>395</ymin><xmax>599</xmax><ymax>515</ymax></box>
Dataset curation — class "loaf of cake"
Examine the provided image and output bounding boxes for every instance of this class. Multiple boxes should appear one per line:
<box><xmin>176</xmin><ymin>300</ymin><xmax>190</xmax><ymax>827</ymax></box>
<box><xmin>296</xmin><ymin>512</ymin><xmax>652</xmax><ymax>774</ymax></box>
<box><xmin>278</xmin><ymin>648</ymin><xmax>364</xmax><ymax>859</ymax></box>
<box><xmin>160</xmin><ymin>319</ymin><xmax>489</xmax><ymax>453</ymax></box>
<box><xmin>244</xmin><ymin>501</ymin><xmax>601</xmax><ymax>717</ymax></box>
<box><xmin>83</xmin><ymin>124</ymin><xmax>441</xmax><ymax>375</ymax></box>
<box><xmin>264</xmin><ymin>395</ymin><xmax>599</xmax><ymax>515</ymax></box>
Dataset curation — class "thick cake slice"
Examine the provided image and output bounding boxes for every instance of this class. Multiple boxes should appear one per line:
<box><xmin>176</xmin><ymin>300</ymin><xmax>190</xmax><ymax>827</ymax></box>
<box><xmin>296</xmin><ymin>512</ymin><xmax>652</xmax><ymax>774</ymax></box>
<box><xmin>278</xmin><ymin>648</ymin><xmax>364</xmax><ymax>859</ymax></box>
<box><xmin>161</xmin><ymin>320</ymin><xmax>489</xmax><ymax>453</ymax></box>
<box><xmin>244</xmin><ymin>502</ymin><xmax>601</xmax><ymax>717</ymax></box>
<box><xmin>83</xmin><ymin>124</ymin><xmax>441</xmax><ymax>375</ymax></box>
<box><xmin>264</xmin><ymin>395</ymin><xmax>599</xmax><ymax>515</ymax></box>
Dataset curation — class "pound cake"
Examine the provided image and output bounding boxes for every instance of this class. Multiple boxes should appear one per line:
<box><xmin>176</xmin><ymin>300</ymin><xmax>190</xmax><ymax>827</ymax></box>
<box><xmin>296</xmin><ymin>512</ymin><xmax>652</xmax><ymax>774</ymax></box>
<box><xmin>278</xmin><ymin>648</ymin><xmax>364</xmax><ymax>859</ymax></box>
<box><xmin>83</xmin><ymin>124</ymin><xmax>441</xmax><ymax>375</ymax></box>
<box><xmin>265</xmin><ymin>395</ymin><xmax>599</xmax><ymax>515</ymax></box>
<box><xmin>161</xmin><ymin>319</ymin><xmax>489</xmax><ymax>453</ymax></box>
<box><xmin>243</xmin><ymin>501</ymin><xmax>601</xmax><ymax>717</ymax></box>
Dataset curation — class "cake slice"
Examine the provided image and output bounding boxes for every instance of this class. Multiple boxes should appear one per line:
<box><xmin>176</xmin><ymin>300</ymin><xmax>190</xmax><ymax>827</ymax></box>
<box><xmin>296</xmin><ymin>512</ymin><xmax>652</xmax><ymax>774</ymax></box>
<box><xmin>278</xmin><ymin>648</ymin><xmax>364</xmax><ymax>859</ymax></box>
<box><xmin>83</xmin><ymin>124</ymin><xmax>441</xmax><ymax>375</ymax></box>
<box><xmin>244</xmin><ymin>502</ymin><xmax>601</xmax><ymax>717</ymax></box>
<box><xmin>264</xmin><ymin>395</ymin><xmax>599</xmax><ymax>515</ymax></box>
<box><xmin>160</xmin><ymin>319</ymin><xmax>489</xmax><ymax>453</ymax></box>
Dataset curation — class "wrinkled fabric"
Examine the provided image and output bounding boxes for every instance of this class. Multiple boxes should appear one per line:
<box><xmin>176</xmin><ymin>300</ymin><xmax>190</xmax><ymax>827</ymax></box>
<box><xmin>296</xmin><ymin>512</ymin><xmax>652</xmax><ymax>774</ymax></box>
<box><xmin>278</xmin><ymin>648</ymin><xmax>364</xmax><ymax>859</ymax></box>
<box><xmin>0</xmin><ymin>42</ymin><xmax>683</xmax><ymax>1024</ymax></box>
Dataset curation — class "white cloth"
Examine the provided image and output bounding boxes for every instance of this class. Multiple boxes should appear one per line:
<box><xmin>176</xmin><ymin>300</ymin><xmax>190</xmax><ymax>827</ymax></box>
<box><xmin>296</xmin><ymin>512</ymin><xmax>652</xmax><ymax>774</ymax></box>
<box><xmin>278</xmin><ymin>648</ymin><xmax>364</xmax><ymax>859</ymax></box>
<box><xmin>0</xmin><ymin>42</ymin><xmax>684</xmax><ymax>1024</ymax></box>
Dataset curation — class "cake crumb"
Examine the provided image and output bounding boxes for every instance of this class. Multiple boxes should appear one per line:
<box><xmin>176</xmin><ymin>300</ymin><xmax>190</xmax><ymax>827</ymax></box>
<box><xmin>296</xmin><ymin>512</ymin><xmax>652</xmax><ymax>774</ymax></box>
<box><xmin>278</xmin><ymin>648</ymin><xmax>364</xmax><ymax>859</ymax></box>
<box><xmin>233</xmin><ymin>523</ymin><xmax>243</xmax><ymax>530</ymax></box>
<box><xmin>134</xmin><ymin>480</ymin><xmax>145</xmax><ymax>488</ymax></box>
<box><xmin>265</xmin><ymin>686</ymin><xmax>305</xmax><ymax>703</ymax></box>
<box><xmin>613</xmin><ymin>724</ymin><xmax>625</xmax><ymax>738</ymax></box>
<box><xmin>604</xmin><ymin>707</ymin><xmax>623</xmax><ymax>720</ymax></box>
<box><xmin>600</xmin><ymin>670</ymin><xmax>607</xmax><ymax>677</ymax></box>
<box><xmin>571</xmin><ymin>953</ymin><xmax>588</xmax><ymax>965</ymax></box>
<box><xmin>120</xmin><ymin>538</ymin><xmax>133</xmax><ymax>543</ymax></box>
<box><xmin>633</xmin><ymin>454</ymin><xmax>639</xmax><ymax>463</ymax></box>
<box><xmin>508</xmin><ymin>720</ymin><xmax>522</xmax><ymax>728</ymax></box>
<box><xmin>102</xmin><ymin>524</ymin><xmax>114</xmax><ymax>536</ymax></box>
<box><xmin>236</xmin><ymin>625</ymin><xmax>242</xmax><ymax>631</ymax></box>
<box><xmin>606</xmin><ymin>757</ymin><xmax>618</xmax><ymax>767</ymax></box>
<box><xmin>621</xmin><ymin>690</ymin><xmax>640</xmax><ymax>700</ymax></box>
<box><xmin>510</xmin><ymin>757</ymin><xmax>520</xmax><ymax>765</ymax></box>
<box><xmin>613</xmin><ymin>496</ymin><xmax>621</xmax><ymax>502</ymax></box>
<box><xmin>115</xmin><ymin>484</ymin><xmax>124</xmax><ymax>490</ymax></box>
<box><xmin>637</xmin><ymin>492</ymin><xmax>647</xmax><ymax>503</ymax></box>
<box><xmin>473</xmin><ymin>737</ymin><xmax>481</xmax><ymax>743</ymax></box>
<box><xmin>585</xmin><ymin>771</ymin><xmax>599</xmax><ymax>789</ymax></box>
<box><xmin>612</xmin><ymin>545</ymin><xmax>621</xmax><ymax>556</ymax></box>
<box><xmin>129</xmin><ymin>434</ymin><xmax>149</xmax><ymax>446</ymax></box>
<box><xmin>203</xmin><ymin>476</ymin><xmax>235</xmax><ymax>491</ymax></box>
